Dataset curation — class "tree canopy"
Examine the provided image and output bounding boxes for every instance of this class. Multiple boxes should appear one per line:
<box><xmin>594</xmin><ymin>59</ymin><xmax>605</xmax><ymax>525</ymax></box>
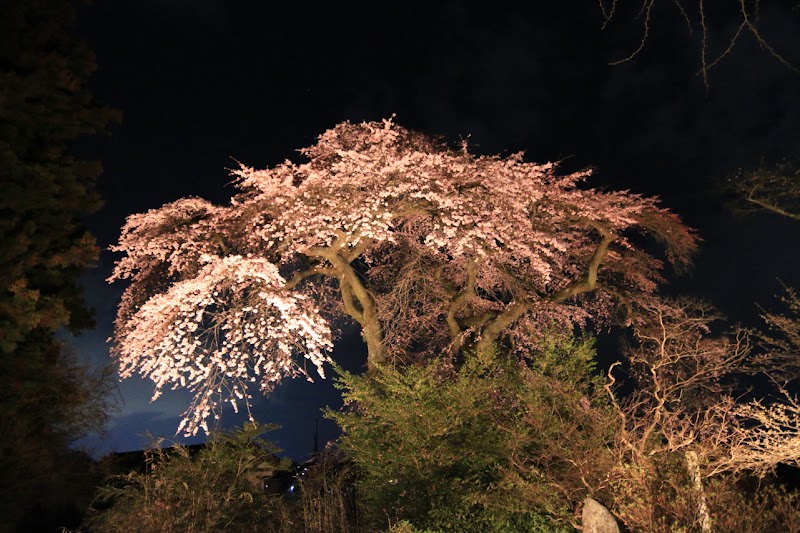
<box><xmin>110</xmin><ymin>119</ymin><xmax>697</xmax><ymax>435</ymax></box>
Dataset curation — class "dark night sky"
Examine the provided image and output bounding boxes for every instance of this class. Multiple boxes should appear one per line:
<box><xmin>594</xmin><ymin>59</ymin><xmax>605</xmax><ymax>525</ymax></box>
<box><xmin>70</xmin><ymin>0</ymin><xmax>800</xmax><ymax>460</ymax></box>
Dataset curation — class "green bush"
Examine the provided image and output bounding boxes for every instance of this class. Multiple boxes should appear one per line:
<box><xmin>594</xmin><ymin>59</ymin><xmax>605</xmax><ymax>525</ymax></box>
<box><xmin>329</xmin><ymin>338</ymin><xmax>613</xmax><ymax>532</ymax></box>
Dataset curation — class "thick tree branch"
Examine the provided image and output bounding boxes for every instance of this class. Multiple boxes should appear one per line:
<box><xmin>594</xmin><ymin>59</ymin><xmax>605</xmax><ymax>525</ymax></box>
<box><xmin>596</xmin><ymin>282</ymin><xmax>633</xmax><ymax>322</ymax></box>
<box><xmin>474</xmin><ymin>301</ymin><xmax>530</xmax><ymax>358</ymax></box>
<box><xmin>446</xmin><ymin>259</ymin><xmax>477</xmax><ymax>353</ymax></box>
<box><xmin>745</xmin><ymin>194</ymin><xmax>800</xmax><ymax>222</ymax></box>
<box><xmin>345</xmin><ymin>237</ymin><xmax>373</xmax><ymax>263</ymax></box>
<box><xmin>473</xmin><ymin>219</ymin><xmax>616</xmax><ymax>357</ymax></box>
<box><xmin>325</xmin><ymin>250</ymin><xmax>385</xmax><ymax>368</ymax></box>
<box><xmin>338</xmin><ymin>277</ymin><xmax>364</xmax><ymax>325</ymax></box>
<box><xmin>550</xmin><ymin>220</ymin><xmax>616</xmax><ymax>304</ymax></box>
<box><xmin>284</xmin><ymin>262</ymin><xmax>336</xmax><ymax>290</ymax></box>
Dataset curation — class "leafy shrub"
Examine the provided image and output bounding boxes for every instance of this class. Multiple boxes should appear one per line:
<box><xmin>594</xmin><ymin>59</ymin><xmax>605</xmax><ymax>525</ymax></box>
<box><xmin>83</xmin><ymin>422</ymin><xmax>295</xmax><ymax>533</ymax></box>
<box><xmin>329</xmin><ymin>338</ymin><xmax>613</xmax><ymax>532</ymax></box>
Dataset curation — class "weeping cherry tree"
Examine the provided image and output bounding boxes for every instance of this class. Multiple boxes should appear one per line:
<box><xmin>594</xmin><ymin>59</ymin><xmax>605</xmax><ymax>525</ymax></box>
<box><xmin>109</xmin><ymin>119</ymin><xmax>697</xmax><ymax>434</ymax></box>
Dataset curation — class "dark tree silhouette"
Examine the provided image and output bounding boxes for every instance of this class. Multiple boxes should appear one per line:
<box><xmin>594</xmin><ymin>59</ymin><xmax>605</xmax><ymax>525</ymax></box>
<box><xmin>0</xmin><ymin>0</ymin><xmax>119</xmax><ymax>530</ymax></box>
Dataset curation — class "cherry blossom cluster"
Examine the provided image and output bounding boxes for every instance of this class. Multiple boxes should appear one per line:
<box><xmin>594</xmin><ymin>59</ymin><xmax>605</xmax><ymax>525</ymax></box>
<box><xmin>113</xmin><ymin>255</ymin><xmax>331</xmax><ymax>435</ymax></box>
<box><xmin>231</xmin><ymin>120</ymin><xmax>693</xmax><ymax>297</ymax></box>
<box><xmin>110</xmin><ymin>198</ymin><xmax>224</xmax><ymax>281</ymax></box>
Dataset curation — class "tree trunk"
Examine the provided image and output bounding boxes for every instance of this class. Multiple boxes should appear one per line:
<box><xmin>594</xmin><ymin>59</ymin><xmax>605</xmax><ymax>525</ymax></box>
<box><xmin>363</xmin><ymin>318</ymin><xmax>385</xmax><ymax>370</ymax></box>
<box><xmin>685</xmin><ymin>450</ymin><xmax>711</xmax><ymax>533</ymax></box>
<box><xmin>331</xmin><ymin>253</ymin><xmax>386</xmax><ymax>371</ymax></box>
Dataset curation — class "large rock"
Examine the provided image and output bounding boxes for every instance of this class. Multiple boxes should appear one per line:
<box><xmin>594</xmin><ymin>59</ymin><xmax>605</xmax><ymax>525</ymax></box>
<box><xmin>582</xmin><ymin>497</ymin><xmax>620</xmax><ymax>533</ymax></box>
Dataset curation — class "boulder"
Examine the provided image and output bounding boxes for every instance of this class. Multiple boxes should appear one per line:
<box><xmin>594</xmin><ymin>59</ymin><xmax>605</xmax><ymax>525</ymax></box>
<box><xmin>582</xmin><ymin>497</ymin><xmax>620</xmax><ymax>533</ymax></box>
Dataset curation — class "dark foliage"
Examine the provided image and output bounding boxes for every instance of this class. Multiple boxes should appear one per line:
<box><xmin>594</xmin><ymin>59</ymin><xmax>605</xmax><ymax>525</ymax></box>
<box><xmin>0</xmin><ymin>1</ymin><xmax>119</xmax><ymax>530</ymax></box>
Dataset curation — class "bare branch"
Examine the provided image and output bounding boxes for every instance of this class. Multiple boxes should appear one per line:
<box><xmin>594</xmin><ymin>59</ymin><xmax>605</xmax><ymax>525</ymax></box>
<box><xmin>599</xmin><ymin>0</ymin><xmax>799</xmax><ymax>86</ymax></box>
<box><xmin>608</xmin><ymin>0</ymin><xmax>656</xmax><ymax>65</ymax></box>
